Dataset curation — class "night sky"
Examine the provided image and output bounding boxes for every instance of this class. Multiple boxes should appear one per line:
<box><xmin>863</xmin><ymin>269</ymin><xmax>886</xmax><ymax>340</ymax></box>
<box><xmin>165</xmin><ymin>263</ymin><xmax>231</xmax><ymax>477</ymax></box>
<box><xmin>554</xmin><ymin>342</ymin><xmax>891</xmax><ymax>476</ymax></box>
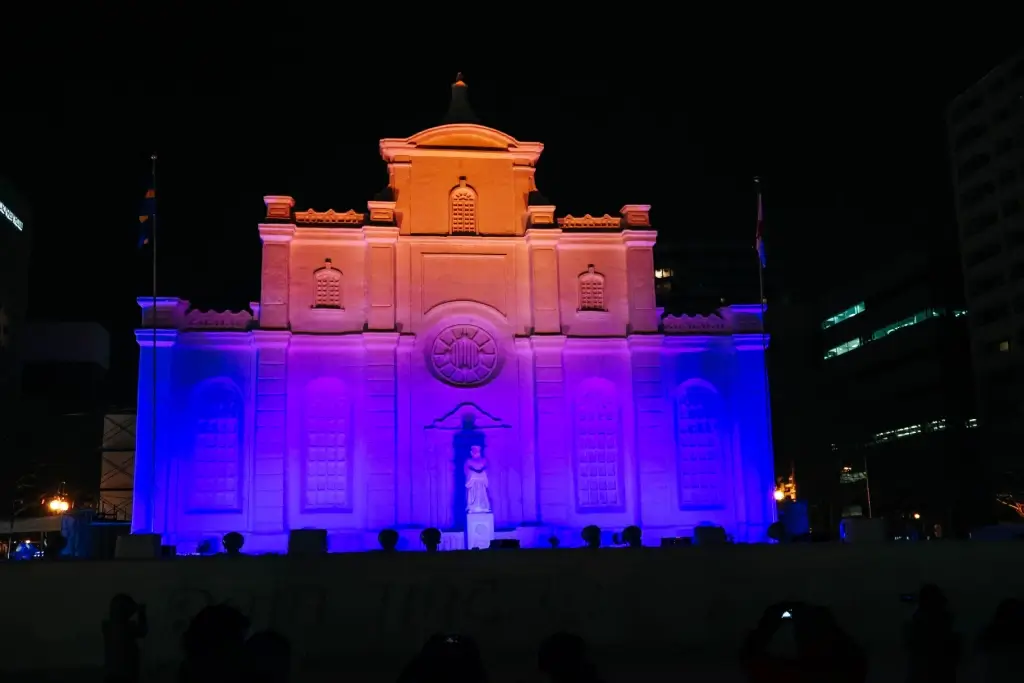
<box><xmin>5</xmin><ymin>15</ymin><xmax>1021</xmax><ymax>403</ymax></box>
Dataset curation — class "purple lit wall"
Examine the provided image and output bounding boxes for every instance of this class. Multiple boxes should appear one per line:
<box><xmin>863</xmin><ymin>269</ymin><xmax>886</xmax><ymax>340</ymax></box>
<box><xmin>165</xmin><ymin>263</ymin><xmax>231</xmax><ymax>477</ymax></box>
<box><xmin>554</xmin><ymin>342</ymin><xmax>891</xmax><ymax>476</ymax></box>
<box><xmin>131</xmin><ymin>123</ymin><xmax>776</xmax><ymax>553</ymax></box>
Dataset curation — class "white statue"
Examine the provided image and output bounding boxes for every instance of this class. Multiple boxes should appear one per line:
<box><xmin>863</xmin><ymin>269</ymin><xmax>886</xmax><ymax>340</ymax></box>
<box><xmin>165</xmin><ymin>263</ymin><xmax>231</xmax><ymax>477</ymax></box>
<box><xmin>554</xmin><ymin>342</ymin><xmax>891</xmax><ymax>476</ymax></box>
<box><xmin>464</xmin><ymin>445</ymin><xmax>491</xmax><ymax>513</ymax></box>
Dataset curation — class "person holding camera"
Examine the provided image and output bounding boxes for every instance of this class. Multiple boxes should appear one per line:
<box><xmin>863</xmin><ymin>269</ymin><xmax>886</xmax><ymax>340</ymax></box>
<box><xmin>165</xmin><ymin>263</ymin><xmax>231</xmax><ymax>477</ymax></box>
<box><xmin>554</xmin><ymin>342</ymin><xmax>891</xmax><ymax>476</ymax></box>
<box><xmin>739</xmin><ymin>602</ymin><xmax>866</xmax><ymax>683</ymax></box>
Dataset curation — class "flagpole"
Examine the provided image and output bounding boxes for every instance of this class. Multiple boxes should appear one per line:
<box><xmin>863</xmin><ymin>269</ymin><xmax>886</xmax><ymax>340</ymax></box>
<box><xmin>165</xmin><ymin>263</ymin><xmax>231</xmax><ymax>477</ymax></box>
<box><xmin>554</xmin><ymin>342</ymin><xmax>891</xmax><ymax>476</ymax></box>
<box><xmin>150</xmin><ymin>153</ymin><xmax>157</xmax><ymax>528</ymax></box>
<box><xmin>754</xmin><ymin>177</ymin><xmax>775</xmax><ymax>514</ymax></box>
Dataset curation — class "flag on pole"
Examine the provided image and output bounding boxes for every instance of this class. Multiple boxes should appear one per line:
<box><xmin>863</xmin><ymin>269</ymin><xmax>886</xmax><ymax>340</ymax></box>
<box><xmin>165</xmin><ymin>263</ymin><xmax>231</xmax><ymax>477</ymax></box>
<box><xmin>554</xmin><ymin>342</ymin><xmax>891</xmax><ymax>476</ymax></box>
<box><xmin>754</xmin><ymin>185</ymin><xmax>766</xmax><ymax>268</ymax></box>
<box><xmin>138</xmin><ymin>186</ymin><xmax>155</xmax><ymax>248</ymax></box>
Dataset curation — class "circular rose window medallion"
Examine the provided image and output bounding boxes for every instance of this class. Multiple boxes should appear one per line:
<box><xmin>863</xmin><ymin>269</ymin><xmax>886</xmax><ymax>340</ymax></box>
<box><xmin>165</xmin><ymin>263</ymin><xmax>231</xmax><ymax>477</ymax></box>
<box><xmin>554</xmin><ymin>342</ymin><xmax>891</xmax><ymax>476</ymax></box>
<box><xmin>430</xmin><ymin>325</ymin><xmax>499</xmax><ymax>386</ymax></box>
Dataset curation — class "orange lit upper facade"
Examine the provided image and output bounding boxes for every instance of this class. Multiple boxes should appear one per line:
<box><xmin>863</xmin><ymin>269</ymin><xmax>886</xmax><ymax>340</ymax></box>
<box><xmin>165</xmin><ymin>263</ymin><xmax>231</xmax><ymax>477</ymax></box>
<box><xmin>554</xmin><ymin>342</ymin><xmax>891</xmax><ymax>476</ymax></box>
<box><xmin>134</xmin><ymin>80</ymin><xmax>776</xmax><ymax>551</ymax></box>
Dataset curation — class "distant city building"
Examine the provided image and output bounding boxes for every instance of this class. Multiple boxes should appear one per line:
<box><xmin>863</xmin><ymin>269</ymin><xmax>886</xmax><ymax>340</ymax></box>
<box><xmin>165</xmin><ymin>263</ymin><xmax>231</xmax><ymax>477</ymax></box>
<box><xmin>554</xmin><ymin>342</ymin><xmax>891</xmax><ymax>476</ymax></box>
<box><xmin>16</xmin><ymin>322</ymin><xmax>111</xmax><ymax>501</ymax></box>
<box><xmin>654</xmin><ymin>241</ymin><xmax>760</xmax><ymax>314</ymax></box>
<box><xmin>816</xmin><ymin>249</ymin><xmax>977</xmax><ymax>528</ymax></box>
<box><xmin>0</xmin><ymin>176</ymin><xmax>32</xmax><ymax>493</ymax></box>
<box><xmin>947</xmin><ymin>51</ymin><xmax>1024</xmax><ymax>478</ymax></box>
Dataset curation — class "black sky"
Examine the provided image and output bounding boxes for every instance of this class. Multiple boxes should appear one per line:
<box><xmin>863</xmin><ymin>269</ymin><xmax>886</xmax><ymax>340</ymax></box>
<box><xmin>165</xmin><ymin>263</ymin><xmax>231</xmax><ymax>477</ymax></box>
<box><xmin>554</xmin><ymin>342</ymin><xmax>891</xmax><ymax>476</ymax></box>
<box><xmin>4</xmin><ymin>13</ymin><xmax>1022</xmax><ymax>401</ymax></box>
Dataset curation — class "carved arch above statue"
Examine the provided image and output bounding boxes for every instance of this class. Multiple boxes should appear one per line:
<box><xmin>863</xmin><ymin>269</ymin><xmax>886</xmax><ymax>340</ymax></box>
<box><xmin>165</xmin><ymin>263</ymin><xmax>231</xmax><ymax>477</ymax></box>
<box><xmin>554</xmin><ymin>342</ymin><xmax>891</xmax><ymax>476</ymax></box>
<box><xmin>424</xmin><ymin>402</ymin><xmax>512</xmax><ymax>431</ymax></box>
<box><xmin>379</xmin><ymin>124</ymin><xmax>544</xmax><ymax>163</ymax></box>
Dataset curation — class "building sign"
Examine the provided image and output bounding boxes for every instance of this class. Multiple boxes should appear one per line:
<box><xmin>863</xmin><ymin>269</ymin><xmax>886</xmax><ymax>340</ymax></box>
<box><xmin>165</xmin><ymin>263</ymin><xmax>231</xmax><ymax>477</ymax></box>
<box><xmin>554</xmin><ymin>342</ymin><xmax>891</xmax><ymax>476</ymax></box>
<box><xmin>0</xmin><ymin>201</ymin><xmax>23</xmax><ymax>231</ymax></box>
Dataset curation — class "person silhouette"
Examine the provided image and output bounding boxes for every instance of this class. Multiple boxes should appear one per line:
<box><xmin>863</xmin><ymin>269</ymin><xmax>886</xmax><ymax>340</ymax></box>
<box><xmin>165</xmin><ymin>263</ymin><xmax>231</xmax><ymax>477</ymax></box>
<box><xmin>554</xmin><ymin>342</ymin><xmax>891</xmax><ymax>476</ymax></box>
<box><xmin>241</xmin><ymin>630</ymin><xmax>291</xmax><ymax>683</ymax></box>
<box><xmin>740</xmin><ymin>602</ymin><xmax>866</xmax><ymax>683</ymax></box>
<box><xmin>904</xmin><ymin>584</ymin><xmax>961</xmax><ymax>683</ymax></box>
<box><xmin>396</xmin><ymin>633</ymin><xmax>488</xmax><ymax>683</ymax></box>
<box><xmin>102</xmin><ymin>594</ymin><xmax>148</xmax><ymax>683</ymax></box>
<box><xmin>978</xmin><ymin>598</ymin><xmax>1024</xmax><ymax>682</ymax></box>
<box><xmin>178</xmin><ymin>604</ymin><xmax>250</xmax><ymax>683</ymax></box>
<box><xmin>538</xmin><ymin>632</ymin><xmax>604</xmax><ymax>683</ymax></box>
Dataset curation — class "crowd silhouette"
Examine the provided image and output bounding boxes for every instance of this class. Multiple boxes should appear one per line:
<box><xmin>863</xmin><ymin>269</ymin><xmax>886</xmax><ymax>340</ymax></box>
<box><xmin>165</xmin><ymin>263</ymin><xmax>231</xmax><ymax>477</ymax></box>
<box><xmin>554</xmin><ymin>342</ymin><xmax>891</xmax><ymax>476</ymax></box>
<box><xmin>101</xmin><ymin>585</ymin><xmax>1023</xmax><ymax>683</ymax></box>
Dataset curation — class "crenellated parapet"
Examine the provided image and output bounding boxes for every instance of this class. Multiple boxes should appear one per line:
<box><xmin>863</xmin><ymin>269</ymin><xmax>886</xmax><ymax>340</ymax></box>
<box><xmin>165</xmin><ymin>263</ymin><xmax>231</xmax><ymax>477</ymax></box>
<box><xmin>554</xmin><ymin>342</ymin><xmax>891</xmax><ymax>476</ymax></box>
<box><xmin>555</xmin><ymin>204</ymin><xmax>651</xmax><ymax>231</ymax></box>
<box><xmin>661</xmin><ymin>305</ymin><xmax>765</xmax><ymax>336</ymax></box>
<box><xmin>137</xmin><ymin>297</ymin><xmax>255</xmax><ymax>331</ymax></box>
<box><xmin>293</xmin><ymin>208</ymin><xmax>366</xmax><ymax>226</ymax></box>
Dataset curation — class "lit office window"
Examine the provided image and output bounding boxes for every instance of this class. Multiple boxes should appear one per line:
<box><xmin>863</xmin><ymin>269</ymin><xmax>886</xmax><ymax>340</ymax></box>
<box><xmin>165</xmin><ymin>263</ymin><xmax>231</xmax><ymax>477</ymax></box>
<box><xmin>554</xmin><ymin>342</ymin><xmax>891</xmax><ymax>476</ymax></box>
<box><xmin>870</xmin><ymin>308</ymin><xmax>944</xmax><ymax>341</ymax></box>
<box><xmin>824</xmin><ymin>338</ymin><xmax>861</xmax><ymax>360</ymax></box>
<box><xmin>654</xmin><ymin>268</ymin><xmax>674</xmax><ymax>279</ymax></box>
<box><xmin>822</xmin><ymin>302</ymin><xmax>866</xmax><ymax>329</ymax></box>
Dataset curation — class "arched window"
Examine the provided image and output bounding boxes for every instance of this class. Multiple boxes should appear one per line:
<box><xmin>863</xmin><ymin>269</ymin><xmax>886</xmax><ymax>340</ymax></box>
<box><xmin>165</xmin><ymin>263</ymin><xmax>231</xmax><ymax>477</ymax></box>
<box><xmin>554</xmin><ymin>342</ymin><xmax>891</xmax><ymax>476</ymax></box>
<box><xmin>574</xmin><ymin>379</ymin><xmax>622</xmax><ymax>511</ymax></box>
<box><xmin>578</xmin><ymin>265</ymin><xmax>606</xmax><ymax>312</ymax></box>
<box><xmin>313</xmin><ymin>259</ymin><xmax>343</xmax><ymax>309</ymax></box>
<box><xmin>303</xmin><ymin>378</ymin><xmax>351</xmax><ymax>511</ymax></box>
<box><xmin>674</xmin><ymin>380</ymin><xmax>727</xmax><ymax>509</ymax></box>
<box><xmin>190</xmin><ymin>379</ymin><xmax>243</xmax><ymax>511</ymax></box>
<box><xmin>450</xmin><ymin>177</ymin><xmax>478</xmax><ymax>234</ymax></box>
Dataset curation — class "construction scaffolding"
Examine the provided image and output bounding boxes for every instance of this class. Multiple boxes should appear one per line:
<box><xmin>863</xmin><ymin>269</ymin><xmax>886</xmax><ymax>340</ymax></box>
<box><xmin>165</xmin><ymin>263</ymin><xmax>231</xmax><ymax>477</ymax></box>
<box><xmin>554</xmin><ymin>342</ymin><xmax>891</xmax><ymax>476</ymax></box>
<box><xmin>99</xmin><ymin>412</ymin><xmax>135</xmax><ymax>521</ymax></box>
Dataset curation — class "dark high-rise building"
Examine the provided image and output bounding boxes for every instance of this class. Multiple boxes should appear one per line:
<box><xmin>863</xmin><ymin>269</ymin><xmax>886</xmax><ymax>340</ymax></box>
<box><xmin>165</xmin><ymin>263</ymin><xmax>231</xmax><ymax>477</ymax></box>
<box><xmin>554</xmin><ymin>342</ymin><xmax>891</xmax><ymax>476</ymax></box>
<box><xmin>0</xmin><ymin>176</ymin><xmax>32</xmax><ymax>489</ymax></box>
<box><xmin>654</xmin><ymin>240</ymin><xmax>760</xmax><ymax>314</ymax></box>
<box><xmin>948</xmin><ymin>51</ymin><xmax>1024</xmax><ymax>482</ymax></box>
<box><xmin>814</xmin><ymin>248</ymin><xmax>977</xmax><ymax>531</ymax></box>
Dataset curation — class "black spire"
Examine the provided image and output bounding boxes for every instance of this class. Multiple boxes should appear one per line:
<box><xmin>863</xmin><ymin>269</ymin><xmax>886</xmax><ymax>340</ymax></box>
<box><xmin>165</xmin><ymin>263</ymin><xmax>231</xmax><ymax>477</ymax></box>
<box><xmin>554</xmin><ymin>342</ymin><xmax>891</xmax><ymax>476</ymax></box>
<box><xmin>441</xmin><ymin>73</ymin><xmax>480</xmax><ymax>125</ymax></box>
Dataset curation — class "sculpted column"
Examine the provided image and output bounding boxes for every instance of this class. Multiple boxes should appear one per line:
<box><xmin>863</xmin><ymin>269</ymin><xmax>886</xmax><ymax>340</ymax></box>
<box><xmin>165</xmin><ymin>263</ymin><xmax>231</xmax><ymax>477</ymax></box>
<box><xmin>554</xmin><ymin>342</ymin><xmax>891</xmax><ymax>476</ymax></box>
<box><xmin>532</xmin><ymin>336</ymin><xmax>569</xmax><ymax>524</ymax></box>
<box><xmin>251</xmin><ymin>331</ymin><xmax>290</xmax><ymax>534</ymax></box>
<box><xmin>364</xmin><ymin>223</ymin><xmax>399</xmax><ymax>331</ymax></box>
<box><xmin>525</xmin><ymin>225</ymin><xmax>562</xmax><ymax>334</ymax></box>
<box><xmin>259</xmin><ymin>196</ymin><xmax>295</xmax><ymax>330</ymax></box>
<box><xmin>621</xmin><ymin>208</ymin><xmax>660</xmax><ymax>334</ymax></box>
<box><xmin>733</xmin><ymin>326</ymin><xmax>777</xmax><ymax>542</ymax></box>
<box><xmin>132</xmin><ymin>310</ymin><xmax>178</xmax><ymax>535</ymax></box>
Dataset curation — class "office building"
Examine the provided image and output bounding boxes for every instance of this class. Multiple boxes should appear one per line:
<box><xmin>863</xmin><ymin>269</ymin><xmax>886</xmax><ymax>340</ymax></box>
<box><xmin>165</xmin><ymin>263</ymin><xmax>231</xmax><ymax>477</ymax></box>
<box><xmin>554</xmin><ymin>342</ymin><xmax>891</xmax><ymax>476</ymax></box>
<box><xmin>654</xmin><ymin>240</ymin><xmax>760</xmax><ymax>314</ymax></box>
<box><xmin>817</xmin><ymin>249</ymin><xmax>977</xmax><ymax>530</ymax></box>
<box><xmin>0</xmin><ymin>177</ymin><xmax>32</xmax><ymax>491</ymax></box>
<box><xmin>948</xmin><ymin>51</ymin><xmax>1024</xmax><ymax>479</ymax></box>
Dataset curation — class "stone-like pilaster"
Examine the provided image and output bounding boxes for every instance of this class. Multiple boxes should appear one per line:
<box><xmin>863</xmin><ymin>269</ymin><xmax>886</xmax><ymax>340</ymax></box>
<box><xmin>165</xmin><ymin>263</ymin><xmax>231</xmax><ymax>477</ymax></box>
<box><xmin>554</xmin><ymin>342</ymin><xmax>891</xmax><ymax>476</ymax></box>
<box><xmin>526</xmin><ymin>230</ymin><xmax>562</xmax><ymax>334</ymax></box>
<box><xmin>622</xmin><ymin>229</ymin><xmax>659</xmax><ymax>333</ymax></box>
<box><xmin>364</xmin><ymin>333</ymin><xmax>400</xmax><ymax>530</ymax></box>
<box><xmin>733</xmin><ymin>333</ymin><xmax>776</xmax><ymax>541</ymax></box>
<box><xmin>133</xmin><ymin>328</ymin><xmax>178</xmax><ymax>535</ymax></box>
<box><xmin>258</xmin><ymin>220</ymin><xmax>295</xmax><ymax>330</ymax></box>
<box><xmin>628</xmin><ymin>334</ymin><xmax>672</xmax><ymax>526</ymax></box>
<box><xmin>395</xmin><ymin>335</ymin><xmax>415</xmax><ymax>525</ymax></box>
<box><xmin>251</xmin><ymin>330</ymin><xmax>290</xmax><ymax>533</ymax></box>
<box><xmin>532</xmin><ymin>335</ymin><xmax>569</xmax><ymax>523</ymax></box>
<box><xmin>364</xmin><ymin>226</ymin><xmax>399</xmax><ymax>331</ymax></box>
<box><xmin>515</xmin><ymin>337</ymin><xmax>539</xmax><ymax>521</ymax></box>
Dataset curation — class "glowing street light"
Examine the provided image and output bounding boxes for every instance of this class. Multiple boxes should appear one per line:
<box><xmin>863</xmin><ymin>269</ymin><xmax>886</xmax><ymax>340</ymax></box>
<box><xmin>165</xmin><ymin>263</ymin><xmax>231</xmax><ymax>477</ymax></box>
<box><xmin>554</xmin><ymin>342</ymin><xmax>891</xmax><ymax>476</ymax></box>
<box><xmin>773</xmin><ymin>489</ymin><xmax>785</xmax><ymax>502</ymax></box>
<box><xmin>912</xmin><ymin>512</ymin><xmax>921</xmax><ymax>520</ymax></box>
<box><xmin>47</xmin><ymin>498</ymin><xmax>69</xmax><ymax>513</ymax></box>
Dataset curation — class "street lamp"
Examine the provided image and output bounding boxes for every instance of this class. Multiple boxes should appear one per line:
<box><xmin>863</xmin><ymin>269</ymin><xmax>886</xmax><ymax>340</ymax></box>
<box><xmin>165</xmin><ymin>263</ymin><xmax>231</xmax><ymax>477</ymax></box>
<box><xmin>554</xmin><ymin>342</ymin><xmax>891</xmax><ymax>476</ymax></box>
<box><xmin>46</xmin><ymin>498</ymin><xmax>69</xmax><ymax>514</ymax></box>
<box><xmin>773</xmin><ymin>489</ymin><xmax>785</xmax><ymax>502</ymax></box>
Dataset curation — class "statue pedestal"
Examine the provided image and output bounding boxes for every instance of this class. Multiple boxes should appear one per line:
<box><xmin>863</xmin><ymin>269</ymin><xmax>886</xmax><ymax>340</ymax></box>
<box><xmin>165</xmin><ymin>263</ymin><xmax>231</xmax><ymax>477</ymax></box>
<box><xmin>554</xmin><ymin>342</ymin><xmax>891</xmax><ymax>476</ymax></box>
<box><xmin>466</xmin><ymin>512</ymin><xmax>494</xmax><ymax>550</ymax></box>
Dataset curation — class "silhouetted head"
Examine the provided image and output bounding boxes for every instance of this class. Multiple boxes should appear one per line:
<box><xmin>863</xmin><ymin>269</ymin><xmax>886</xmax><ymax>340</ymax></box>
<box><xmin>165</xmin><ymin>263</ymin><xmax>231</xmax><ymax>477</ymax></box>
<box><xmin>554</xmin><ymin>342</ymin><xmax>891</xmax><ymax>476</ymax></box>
<box><xmin>539</xmin><ymin>632</ymin><xmax>596</xmax><ymax>682</ymax></box>
<box><xmin>108</xmin><ymin>594</ymin><xmax>138</xmax><ymax>622</ymax></box>
<box><xmin>242</xmin><ymin>630</ymin><xmax>291</xmax><ymax>682</ymax></box>
<box><xmin>414</xmin><ymin>633</ymin><xmax>487</xmax><ymax>683</ymax></box>
<box><xmin>794</xmin><ymin>605</ymin><xmax>841</xmax><ymax>657</ymax></box>
<box><xmin>982</xmin><ymin>598</ymin><xmax>1024</xmax><ymax>646</ymax></box>
<box><xmin>222</xmin><ymin>532</ymin><xmax>244</xmax><ymax>555</ymax></box>
<box><xmin>181</xmin><ymin>604</ymin><xmax>250</xmax><ymax>662</ymax></box>
<box><xmin>378</xmin><ymin>528</ymin><xmax>399</xmax><ymax>551</ymax></box>
<box><xmin>918</xmin><ymin>584</ymin><xmax>948</xmax><ymax>612</ymax></box>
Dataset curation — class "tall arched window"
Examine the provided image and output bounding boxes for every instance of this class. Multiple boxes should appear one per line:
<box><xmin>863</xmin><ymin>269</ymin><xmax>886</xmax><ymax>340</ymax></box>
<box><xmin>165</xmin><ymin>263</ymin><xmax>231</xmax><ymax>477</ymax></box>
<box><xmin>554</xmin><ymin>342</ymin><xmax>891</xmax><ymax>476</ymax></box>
<box><xmin>574</xmin><ymin>379</ymin><xmax>622</xmax><ymax>511</ymax></box>
<box><xmin>578</xmin><ymin>265</ymin><xmax>606</xmax><ymax>312</ymax></box>
<box><xmin>190</xmin><ymin>379</ymin><xmax>243</xmax><ymax>511</ymax></box>
<box><xmin>303</xmin><ymin>378</ymin><xmax>351</xmax><ymax>511</ymax></box>
<box><xmin>674</xmin><ymin>380</ymin><xmax>727</xmax><ymax>509</ymax></box>
<box><xmin>313</xmin><ymin>259</ymin><xmax>343</xmax><ymax>309</ymax></box>
<box><xmin>450</xmin><ymin>177</ymin><xmax>478</xmax><ymax>234</ymax></box>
